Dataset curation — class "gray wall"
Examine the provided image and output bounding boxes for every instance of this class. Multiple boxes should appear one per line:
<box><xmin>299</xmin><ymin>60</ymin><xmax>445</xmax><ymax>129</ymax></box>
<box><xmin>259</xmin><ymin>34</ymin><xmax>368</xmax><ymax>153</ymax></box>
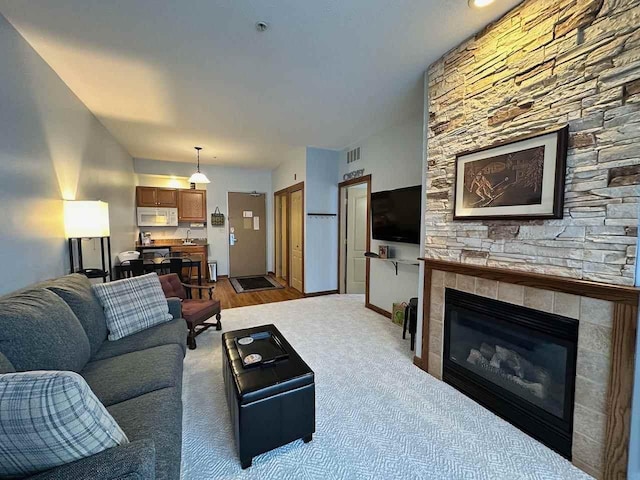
<box><xmin>0</xmin><ymin>14</ymin><xmax>136</xmax><ymax>294</ymax></box>
<box><xmin>272</xmin><ymin>147</ymin><xmax>307</xmax><ymax>193</ymax></box>
<box><xmin>305</xmin><ymin>147</ymin><xmax>340</xmax><ymax>293</ymax></box>
<box><xmin>340</xmin><ymin>113</ymin><xmax>424</xmax><ymax>313</ymax></box>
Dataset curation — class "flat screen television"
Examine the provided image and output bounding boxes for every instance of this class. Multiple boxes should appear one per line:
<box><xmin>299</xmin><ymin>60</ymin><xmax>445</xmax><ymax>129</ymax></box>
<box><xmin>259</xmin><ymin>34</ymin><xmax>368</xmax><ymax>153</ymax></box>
<box><xmin>371</xmin><ymin>185</ymin><xmax>422</xmax><ymax>244</ymax></box>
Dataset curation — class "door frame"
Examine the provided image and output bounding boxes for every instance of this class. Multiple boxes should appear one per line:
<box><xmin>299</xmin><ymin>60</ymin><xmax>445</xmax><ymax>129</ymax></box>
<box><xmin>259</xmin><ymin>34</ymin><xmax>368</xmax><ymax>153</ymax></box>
<box><xmin>338</xmin><ymin>175</ymin><xmax>371</xmax><ymax>305</ymax></box>
<box><xmin>273</xmin><ymin>182</ymin><xmax>305</xmax><ymax>293</ymax></box>
<box><xmin>226</xmin><ymin>190</ymin><xmax>268</xmax><ymax>278</ymax></box>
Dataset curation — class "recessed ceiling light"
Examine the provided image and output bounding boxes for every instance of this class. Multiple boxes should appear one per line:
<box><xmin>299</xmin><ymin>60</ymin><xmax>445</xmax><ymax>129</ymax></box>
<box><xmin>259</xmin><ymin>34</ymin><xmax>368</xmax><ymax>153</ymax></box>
<box><xmin>256</xmin><ymin>21</ymin><xmax>269</xmax><ymax>32</ymax></box>
<box><xmin>468</xmin><ymin>0</ymin><xmax>496</xmax><ymax>7</ymax></box>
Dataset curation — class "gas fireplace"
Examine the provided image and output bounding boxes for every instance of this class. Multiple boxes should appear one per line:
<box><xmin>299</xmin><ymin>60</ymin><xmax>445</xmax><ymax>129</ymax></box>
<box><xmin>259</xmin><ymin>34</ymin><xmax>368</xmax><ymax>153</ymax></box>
<box><xmin>443</xmin><ymin>289</ymin><xmax>578</xmax><ymax>459</ymax></box>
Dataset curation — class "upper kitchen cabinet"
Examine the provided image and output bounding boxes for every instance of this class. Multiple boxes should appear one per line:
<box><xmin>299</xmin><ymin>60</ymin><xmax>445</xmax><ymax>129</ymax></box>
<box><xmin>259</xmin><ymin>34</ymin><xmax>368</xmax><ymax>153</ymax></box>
<box><xmin>156</xmin><ymin>188</ymin><xmax>178</xmax><ymax>207</ymax></box>
<box><xmin>178</xmin><ymin>189</ymin><xmax>207</xmax><ymax>222</ymax></box>
<box><xmin>136</xmin><ymin>186</ymin><xmax>157</xmax><ymax>207</ymax></box>
<box><xmin>136</xmin><ymin>187</ymin><xmax>178</xmax><ymax>207</ymax></box>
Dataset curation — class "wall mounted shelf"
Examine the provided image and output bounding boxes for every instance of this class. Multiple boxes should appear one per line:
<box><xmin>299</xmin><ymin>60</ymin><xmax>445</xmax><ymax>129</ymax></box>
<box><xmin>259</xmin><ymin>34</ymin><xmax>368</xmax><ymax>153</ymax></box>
<box><xmin>365</xmin><ymin>252</ymin><xmax>420</xmax><ymax>275</ymax></box>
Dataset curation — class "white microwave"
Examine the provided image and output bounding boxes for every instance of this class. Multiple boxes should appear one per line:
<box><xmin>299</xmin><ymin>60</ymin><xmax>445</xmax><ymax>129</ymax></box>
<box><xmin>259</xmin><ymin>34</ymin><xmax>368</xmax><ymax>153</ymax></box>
<box><xmin>137</xmin><ymin>207</ymin><xmax>178</xmax><ymax>227</ymax></box>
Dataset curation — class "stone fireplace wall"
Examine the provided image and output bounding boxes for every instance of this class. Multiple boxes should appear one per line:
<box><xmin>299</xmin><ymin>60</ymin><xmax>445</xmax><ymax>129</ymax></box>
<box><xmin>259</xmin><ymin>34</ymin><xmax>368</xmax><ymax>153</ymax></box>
<box><xmin>428</xmin><ymin>269</ymin><xmax>614</xmax><ymax>478</ymax></box>
<box><xmin>425</xmin><ymin>0</ymin><xmax>639</xmax><ymax>286</ymax></box>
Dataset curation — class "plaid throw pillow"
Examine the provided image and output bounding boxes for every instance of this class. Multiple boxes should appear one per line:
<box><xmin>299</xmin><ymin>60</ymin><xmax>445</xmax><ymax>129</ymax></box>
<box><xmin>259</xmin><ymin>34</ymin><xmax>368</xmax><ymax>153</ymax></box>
<box><xmin>92</xmin><ymin>273</ymin><xmax>173</xmax><ymax>341</ymax></box>
<box><xmin>0</xmin><ymin>371</ymin><xmax>129</xmax><ymax>478</ymax></box>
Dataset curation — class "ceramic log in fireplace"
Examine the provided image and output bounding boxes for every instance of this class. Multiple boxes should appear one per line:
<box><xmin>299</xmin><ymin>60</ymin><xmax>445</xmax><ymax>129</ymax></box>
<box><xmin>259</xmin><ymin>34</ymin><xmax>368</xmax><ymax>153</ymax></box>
<box><xmin>443</xmin><ymin>289</ymin><xmax>578</xmax><ymax>459</ymax></box>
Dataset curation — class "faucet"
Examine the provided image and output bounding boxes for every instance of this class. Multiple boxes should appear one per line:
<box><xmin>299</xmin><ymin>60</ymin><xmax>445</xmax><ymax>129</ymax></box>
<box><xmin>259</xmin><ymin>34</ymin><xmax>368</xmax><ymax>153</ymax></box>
<box><xmin>185</xmin><ymin>229</ymin><xmax>191</xmax><ymax>244</ymax></box>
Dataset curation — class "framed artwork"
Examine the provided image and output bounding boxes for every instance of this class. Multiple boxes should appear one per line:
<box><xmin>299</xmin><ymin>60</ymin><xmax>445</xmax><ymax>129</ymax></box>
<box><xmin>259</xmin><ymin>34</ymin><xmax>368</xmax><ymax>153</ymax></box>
<box><xmin>453</xmin><ymin>125</ymin><xmax>568</xmax><ymax>220</ymax></box>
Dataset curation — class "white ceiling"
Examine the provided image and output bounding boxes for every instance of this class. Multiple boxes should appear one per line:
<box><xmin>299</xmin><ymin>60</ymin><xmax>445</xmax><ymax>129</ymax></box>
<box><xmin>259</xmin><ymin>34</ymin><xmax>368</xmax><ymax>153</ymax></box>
<box><xmin>0</xmin><ymin>0</ymin><xmax>520</xmax><ymax>168</ymax></box>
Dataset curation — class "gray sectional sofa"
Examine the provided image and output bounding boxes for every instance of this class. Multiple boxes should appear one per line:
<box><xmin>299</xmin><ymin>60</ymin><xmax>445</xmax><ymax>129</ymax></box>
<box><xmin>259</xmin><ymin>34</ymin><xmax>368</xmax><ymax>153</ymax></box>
<box><xmin>0</xmin><ymin>274</ymin><xmax>187</xmax><ymax>480</ymax></box>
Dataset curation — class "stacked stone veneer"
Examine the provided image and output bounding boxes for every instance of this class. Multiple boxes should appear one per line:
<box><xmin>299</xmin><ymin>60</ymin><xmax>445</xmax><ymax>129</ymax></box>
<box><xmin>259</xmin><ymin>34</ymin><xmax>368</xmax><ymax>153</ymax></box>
<box><xmin>428</xmin><ymin>270</ymin><xmax>614</xmax><ymax>478</ymax></box>
<box><xmin>425</xmin><ymin>0</ymin><xmax>639</xmax><ymax>286</ymax></box>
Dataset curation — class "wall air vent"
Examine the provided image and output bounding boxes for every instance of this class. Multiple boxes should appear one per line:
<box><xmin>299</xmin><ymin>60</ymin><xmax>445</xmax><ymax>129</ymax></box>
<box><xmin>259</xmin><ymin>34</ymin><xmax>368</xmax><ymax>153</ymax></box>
<box><xmin>346</xmin><ymin>147</ymin><xmax>361</xmax><ymax>164</ymax></box>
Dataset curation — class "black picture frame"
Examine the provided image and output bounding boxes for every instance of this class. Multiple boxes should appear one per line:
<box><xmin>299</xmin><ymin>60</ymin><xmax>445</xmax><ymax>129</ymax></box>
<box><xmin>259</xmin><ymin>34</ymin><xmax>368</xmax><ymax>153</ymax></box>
<box><xmin>453</xmin><ymin>125</ymin><xmax>569</xmax><ymax>221</ymax></box>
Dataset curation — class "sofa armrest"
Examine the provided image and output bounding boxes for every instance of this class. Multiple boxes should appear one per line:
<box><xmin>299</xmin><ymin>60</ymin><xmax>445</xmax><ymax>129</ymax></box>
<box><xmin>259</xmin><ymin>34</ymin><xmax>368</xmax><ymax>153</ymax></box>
<box><xmin>167</xmin><ymin>297</ymin><xmax>182</xmax><ymax>319</ymax></box>
<box><xmin>26</xmin><ymin>439</ymin><xmax>156</xmax><ymax>480</ymax></box>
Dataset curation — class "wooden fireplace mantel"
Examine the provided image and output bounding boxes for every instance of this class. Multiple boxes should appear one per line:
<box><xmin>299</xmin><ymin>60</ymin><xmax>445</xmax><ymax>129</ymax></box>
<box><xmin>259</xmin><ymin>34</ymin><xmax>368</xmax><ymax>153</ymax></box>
<box><xmin>415</xmin><ymin>258</ymin><xmax>639</xmax><ymax>480</ymax></box>
<box><xmin>418</xmin><ymin>258</ymin><xmax>639</xmax><ymax>306</ymax></box>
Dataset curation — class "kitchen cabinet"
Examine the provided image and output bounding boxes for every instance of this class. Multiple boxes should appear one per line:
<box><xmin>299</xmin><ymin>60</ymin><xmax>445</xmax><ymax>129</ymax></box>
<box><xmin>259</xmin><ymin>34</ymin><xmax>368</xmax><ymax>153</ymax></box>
<box><xmin>178</xmin><ymin>189</ymin><xmax>207</xmax><ymax>222</ymax></box>
<box><xmin>136</xmin><ymin>187</ymin><xmax>157</xmax><ymax>207</ymax></box>
<box><xmin>156</xmin><ymin>188</ymin><xmax>178</xmax><ymax>207</ymax></box>
<box><xmin>136</xmin><ymin>187</ymin><xmax>178</xmax><ymax>207</ymax></box>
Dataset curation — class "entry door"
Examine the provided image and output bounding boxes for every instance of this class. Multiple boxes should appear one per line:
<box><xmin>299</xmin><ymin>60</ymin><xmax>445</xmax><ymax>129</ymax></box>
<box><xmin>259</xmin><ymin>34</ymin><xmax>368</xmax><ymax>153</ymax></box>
<box><xmin>228</xmin><ymin>192</ymin><xmax>267</xmax><ymax>277</ymax></box>
<box><xmin>290</xmin><ymin>189</ymin><xmax>304</xmax><ymax>293</ymax></box>
<box><xmin>346</xmin><ymin>186</ymin><xmax>367</xmax><ymax>293</ymax></box>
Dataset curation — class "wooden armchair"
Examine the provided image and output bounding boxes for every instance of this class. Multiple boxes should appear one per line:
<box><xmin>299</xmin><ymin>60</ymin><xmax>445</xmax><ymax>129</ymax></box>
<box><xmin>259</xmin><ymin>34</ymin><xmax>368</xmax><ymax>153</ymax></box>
<box><xmin>158</xmin><ymin>273</ymin><xmax>222</xmax><ymax>350</ymax></box>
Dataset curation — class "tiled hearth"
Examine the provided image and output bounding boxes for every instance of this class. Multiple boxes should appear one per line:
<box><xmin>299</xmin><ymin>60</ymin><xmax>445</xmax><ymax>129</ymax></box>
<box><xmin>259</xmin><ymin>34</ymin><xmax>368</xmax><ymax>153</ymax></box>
<box><xmin>428</xmin><ymin>270</ymin><xmax>612</xmax><ymax>477</ymax></box>
<box><xmin>417</xmin><ymin>260</ymin><xmax>639</xmax><ymax>480</ymax></box>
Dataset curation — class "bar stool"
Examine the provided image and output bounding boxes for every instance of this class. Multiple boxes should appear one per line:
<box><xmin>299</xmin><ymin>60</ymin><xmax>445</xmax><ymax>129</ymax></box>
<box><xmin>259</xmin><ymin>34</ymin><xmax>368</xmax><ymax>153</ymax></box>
<box><xmin>403</xmin><ymin>297</ymin><xmax>418</xmax><ymax>351</ymax></box>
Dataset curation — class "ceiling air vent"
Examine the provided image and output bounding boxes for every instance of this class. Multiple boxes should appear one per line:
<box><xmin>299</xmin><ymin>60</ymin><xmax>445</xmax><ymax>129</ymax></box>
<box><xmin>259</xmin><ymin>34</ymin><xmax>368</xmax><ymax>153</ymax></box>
<box><xmin>347</xmin><ymin>147</ymin><xmax>361</xmax><ymax>164</ymax></box>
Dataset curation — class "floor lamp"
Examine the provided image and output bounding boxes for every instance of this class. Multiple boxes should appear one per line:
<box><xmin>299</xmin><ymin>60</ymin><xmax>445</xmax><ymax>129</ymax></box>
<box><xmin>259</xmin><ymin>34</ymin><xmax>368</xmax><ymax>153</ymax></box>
<box><xmin>64</xmin><ymin>200</ymin><xmax>112</xmax><ymax>282</ymax></box>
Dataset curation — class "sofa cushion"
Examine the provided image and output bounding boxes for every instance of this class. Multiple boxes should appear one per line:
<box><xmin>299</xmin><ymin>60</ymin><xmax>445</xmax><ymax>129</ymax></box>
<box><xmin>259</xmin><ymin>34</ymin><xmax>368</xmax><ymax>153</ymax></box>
<box><xmin>107</xmin><ymin>387</ymin><xmax>183</xmax><ymax>480</ymax></box>
<box><xmin>0</xmin><ymin>352</ymin><xmax>15</xmax><ymax>373</ymax></box>
<box><xmin>0</xmin><ymin>371</ymin><xmax>129</xmax><ymax>479</ymax></box>
<box><xmin>0</xmin><ymin>288</ymin><xmax>91</xmax><ymax>372</ymax></box>
<box><xmin>92</xmin><ymin>273</ymin><xmax>173</xmax><ymax>341</ymax></box>
<box><xmin>81</xmin><ymin>344</ymin><xmax>184</xmax><ymax>407</ymax></box>
<box><xmin>45</xmin><ymin>274</ymin><xmax>108</xmax><ymax>357</ymax></box>
<box><xmin>27</xmin><ymin>439</ymin><xmax>156</xmax><ymax>480</ymax></box>
<box><xmin>91</xmin><ymin>318</ymin><xmax>187</xmax><ymax>361</ymax></box>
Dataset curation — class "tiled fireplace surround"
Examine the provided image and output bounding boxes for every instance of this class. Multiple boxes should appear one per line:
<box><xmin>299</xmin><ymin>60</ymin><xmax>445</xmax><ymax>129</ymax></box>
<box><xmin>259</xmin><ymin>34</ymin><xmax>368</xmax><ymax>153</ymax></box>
<box><xmin>416</xmin><ymin>260</ymin><xmax>639</xmax><ymax>480</ymax></box>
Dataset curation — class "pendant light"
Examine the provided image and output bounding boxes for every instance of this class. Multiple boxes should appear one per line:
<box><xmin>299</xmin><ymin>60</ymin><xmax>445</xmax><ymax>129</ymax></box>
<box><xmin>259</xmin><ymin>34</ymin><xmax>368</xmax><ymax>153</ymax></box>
<box><xmin>188</xmin><ymin>146</ymin><xmax>210</xmax><ymax>184</ymax></box>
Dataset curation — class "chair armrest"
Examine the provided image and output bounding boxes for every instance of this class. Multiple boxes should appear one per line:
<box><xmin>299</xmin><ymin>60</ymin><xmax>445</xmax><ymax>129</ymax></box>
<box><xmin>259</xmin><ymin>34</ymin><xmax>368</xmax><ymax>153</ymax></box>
<box><xmin>181</xmin><ymin>283</ymin><xmax>215</xmax><ymax>300</ymax></box>
<box><xmin>26</xmin><ymin>439</ymin><xmax>156</xmax><ymax>480</ymax></box>
<box><xmin>166</xmin><ymin>297</ymin><xmax>182</xmax><ymax>319</ymax></box>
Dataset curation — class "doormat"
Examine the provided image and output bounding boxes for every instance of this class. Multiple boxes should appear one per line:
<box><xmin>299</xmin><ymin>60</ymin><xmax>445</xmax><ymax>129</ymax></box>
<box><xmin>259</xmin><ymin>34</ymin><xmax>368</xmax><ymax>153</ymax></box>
<box><xmin>230</xmin><ymin>275</ymin><xmax>284</xmax><ymax>293</ymax></box>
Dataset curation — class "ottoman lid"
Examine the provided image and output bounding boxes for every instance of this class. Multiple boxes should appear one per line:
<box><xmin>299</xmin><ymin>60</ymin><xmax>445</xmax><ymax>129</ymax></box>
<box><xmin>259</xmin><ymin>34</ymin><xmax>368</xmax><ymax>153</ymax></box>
<box><xmin>223</xmin><ymin>325</ymin><xmax>314</xmax><ymax>405</ymax></box>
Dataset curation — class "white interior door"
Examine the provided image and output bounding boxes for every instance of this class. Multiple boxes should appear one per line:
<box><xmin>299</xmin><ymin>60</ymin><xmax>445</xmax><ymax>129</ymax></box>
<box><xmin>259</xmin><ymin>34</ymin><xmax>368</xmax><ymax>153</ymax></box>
<box><xmin>346</xmin><ymin>185</ymin><xmax>367</xmax><ymax>294</ymax></box>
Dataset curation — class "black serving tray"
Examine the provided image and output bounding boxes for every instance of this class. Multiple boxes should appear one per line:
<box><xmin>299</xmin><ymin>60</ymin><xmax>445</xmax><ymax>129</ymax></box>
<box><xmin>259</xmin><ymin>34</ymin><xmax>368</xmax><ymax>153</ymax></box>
<box><xmin>234</xmin><ymin>330</ymin><xmax>289</xmax><ymax>368</ymax></box>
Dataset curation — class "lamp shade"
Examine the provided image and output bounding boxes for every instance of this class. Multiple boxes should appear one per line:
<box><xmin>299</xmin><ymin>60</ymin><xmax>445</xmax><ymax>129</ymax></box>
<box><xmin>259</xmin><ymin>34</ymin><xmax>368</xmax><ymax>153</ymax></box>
<box><xmin>188</xmin><ymin>171</ymin><xmax>211</xmax><ymax>184</ymax></box>
<box><xmin>64</xmin><ymin>200</ymin><xmax>110</xmax><ymax>238</ymax></box>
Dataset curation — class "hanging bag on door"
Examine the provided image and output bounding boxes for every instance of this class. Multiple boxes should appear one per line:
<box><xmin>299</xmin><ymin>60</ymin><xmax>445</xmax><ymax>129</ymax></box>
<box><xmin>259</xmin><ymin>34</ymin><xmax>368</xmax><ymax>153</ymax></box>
<box><xmin>211</xmin><ymin>207</ymin><xmax>225</xmax><ymax>227</ymax></box>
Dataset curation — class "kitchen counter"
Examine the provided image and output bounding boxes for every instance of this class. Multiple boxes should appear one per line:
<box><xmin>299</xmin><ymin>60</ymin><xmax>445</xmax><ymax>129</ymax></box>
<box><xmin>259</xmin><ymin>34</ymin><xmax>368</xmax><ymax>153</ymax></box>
<box><xmin>136</xmin><ymin>239</ymin><xmax>208</xmax><ymax>248</ymax></box>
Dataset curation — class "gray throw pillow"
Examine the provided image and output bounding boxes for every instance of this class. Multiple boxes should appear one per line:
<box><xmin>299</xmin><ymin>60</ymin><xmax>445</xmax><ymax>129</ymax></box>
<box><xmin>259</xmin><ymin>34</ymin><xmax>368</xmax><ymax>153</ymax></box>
<box><xmin>92</xmin><ymin>273</ymin><xmax>173</xmax><ymax>341</ymax></box>
<box><xmin>46</xmin><ymin>274</ymin><xmax>108</xmax><ymax>357</ymax></box>
<box><xmin>0</xmin><ymin>288</ymin><xmax>91</xmax><ymax>372</ymax></box>
<box><xmin>0</xmin><ymin>352</ymin><xmax>15</xmax><ymax>374</ymax></box>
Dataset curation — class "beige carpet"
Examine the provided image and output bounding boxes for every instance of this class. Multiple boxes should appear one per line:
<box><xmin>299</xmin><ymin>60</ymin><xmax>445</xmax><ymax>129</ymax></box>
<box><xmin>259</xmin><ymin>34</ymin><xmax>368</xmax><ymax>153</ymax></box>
<box><xmin>180</xmin><ymin>294</ymin><xmax>590</xmax><ymax>479</ymax></box>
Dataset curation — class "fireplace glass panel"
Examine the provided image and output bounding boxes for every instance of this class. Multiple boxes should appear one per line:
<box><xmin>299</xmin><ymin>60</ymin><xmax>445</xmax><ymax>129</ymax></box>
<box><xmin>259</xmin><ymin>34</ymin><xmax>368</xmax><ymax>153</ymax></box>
<box><xmin>448</xmin><ymin>309</ymin><xmax>570</xmax><ymax>419</ymax></box>
<box><xmin>443</xmin><ymin>289</ymin><xmax>578</xmax><ymax>458</ymax></box>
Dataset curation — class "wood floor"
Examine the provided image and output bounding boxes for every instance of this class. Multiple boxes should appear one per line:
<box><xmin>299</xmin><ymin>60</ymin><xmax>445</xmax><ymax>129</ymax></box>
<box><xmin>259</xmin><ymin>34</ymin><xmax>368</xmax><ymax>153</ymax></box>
<box><xmin>209</xmin><ymin>276</ymin><xmax>304</xmax><ymax>309</ymax></box>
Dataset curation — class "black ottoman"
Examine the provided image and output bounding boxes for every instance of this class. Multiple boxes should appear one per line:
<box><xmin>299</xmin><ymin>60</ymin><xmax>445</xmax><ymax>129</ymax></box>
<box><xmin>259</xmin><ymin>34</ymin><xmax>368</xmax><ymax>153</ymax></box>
<box><xmin>222</xmin><ymin>324</ymin><xmax>315</xmax><ymax>469</ymax></box>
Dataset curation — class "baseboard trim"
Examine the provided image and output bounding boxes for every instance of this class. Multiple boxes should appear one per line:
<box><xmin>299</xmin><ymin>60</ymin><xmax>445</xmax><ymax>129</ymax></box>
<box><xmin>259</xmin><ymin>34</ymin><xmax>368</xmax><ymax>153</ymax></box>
<box><xmin>413</xmin><ymin>356</ymin><xmax>427</xmax><ymax>372</ymax></box>
<box><xmin>366</xmin><ymin>303</ymin><xmax>392</xmax><ymax>319</ymax></box>
<box><xmin>305</xmin><ymin>290</ymin><xmax>339</xmax><ymax>298</ymax></box>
